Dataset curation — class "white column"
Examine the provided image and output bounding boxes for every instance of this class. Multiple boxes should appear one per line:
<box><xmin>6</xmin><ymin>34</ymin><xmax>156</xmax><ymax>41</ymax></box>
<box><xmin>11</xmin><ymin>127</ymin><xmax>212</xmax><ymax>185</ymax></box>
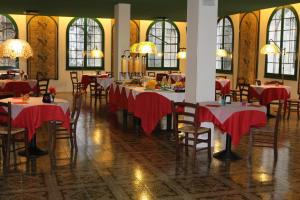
<box><xmin>113</xmin><ymin>3</ymin><xmax>130</xmax><ymax>79</ymax></box>
<box><xmin>185</xmin><ymin>0</ymin><xmax>218</xmax><ymax>103</ymax></box>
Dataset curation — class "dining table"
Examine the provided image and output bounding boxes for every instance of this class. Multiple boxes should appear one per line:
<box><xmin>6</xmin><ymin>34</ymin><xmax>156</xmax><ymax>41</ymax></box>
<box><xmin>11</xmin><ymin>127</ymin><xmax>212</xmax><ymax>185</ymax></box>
<box><xmin>215</xmin><ymin>78</ymin><xmax>231</xmax><ymax>95</ymax></box>
<box><xmin>249</xmin><ymin>84</ymin><xmax>291</xmax><ymax>105</ymax></box>
<box><xmin>198</xmin><ymin>101</ymin><xmax>267</xmax><ymax>160</ymax></box>
<box><xmin>81</xmin><ymin>74</ymin><xmax>110</xmax><ymax>90</ymax></box>
<box><xmin>0</xmin><ymin>79</ymin><xmax>38</xmax><ymax>96</ymax></box>
<box><xmin>109</xmin><ymin>83</ymin><xmax>185</xmax><ymax>134</ymax></box>
<box><xmin>0</xmin><ymin>97</ymin><xmax>70</xmax><ymax>156</ymax></box>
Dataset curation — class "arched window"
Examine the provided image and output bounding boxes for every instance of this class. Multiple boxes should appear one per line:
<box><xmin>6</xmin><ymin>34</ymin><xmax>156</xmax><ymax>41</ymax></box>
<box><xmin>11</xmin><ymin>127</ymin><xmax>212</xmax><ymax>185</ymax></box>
<box><xmin>146</xmin><ymin>20</ymin><xmax>180</xmax><ymax>70</ymax></box>
<box><xmin>216</xmin><ymin>17</ymin><xmax>233</xmax><ymax>73</ymax></box>
<box><xmin>0</xmin><ymin>14</ymin><xmax>18</xmax><ymax>69</ymax></box>
<box><xmin>67</xmin><ymin>18</ymin><xmax>104</xmax><ymax>70</ymax></box>
<box><xmin>265</xmin><ymin>7</ymin><xmax>299</xmax><ymax>80</ymax></box>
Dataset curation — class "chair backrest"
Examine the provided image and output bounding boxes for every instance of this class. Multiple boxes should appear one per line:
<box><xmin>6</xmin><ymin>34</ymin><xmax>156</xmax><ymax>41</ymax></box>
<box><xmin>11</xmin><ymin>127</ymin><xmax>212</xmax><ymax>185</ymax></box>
<box><xmin>235</xmin><ymin>77</ymin><xmax>246</xmax><ymax>89</ymax></box>
<box><xmin>70</xmin><ymin>71</ymin><xmax>79</xmax><ymax>83</ymax></box>
<box><xmin>37</xmin><ymin>79</ymin><xmax>50</xmax><ymax>96</ymax></box>
<box><xmin>238</xmin><ymin>83</ymin><xmax>250</xmax><ymax>102</ymax></box>
<box><xmin>0</xmin><ymin>102</ymin><xmax>12</xmax><ymax>136</ymax></box>
<box><xmin>71</xmin><ymin>92</ymin><xmax>83</xmax><ymax>128</ymax></box>
<box><xmin>147</xmin><ymin>72</ymin><xmax>156</xmax><ymax>77</ymax></box>
<box><xmin>264</xmin><ymin>80</ymin><xmax>283</xmax><ymax>85</ymax></box>
<box><xmin>171</xmin><ymin>101</ymin><xmax>200</xmax><ymax>131</ymax></box>
<box><xmin>216</xmin><ymin>75</ymin><xmax>227</xmax><ymax>79</ymax></box>
<box><xmin>156</xmin><ymin>73</ymin><xmax>169</xmax><ymax>82</ymax></box>
<box><xmin>36</xmin><ymin>71</ymin><xmax>47</xmax><ymax>80</ymax></box>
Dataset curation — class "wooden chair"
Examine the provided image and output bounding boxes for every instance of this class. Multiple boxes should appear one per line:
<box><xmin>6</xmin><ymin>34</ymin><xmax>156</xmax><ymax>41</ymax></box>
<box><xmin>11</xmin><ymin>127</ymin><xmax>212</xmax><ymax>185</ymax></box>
<box><xmin>70</xmin><ymin>72</ymin><xmax>83</xmax><ymax>93</ymax></box>
<box><xmin>238</xmin><ymin>83</ymin><xmax>250</xmax><ymax>102</ymax></box>
<box><xmin>0</xmin><ymin>102</ymin><xmax>29</xmax><ymax>174</ymax></box>
<box><xmin>147</xmin><ymin>71</ymin><xmax>156</xmax><ymax>77</ymax></box>
<box><xmin>285</xmin><ymin>94</ymin><xmax>300</xmax><ymax>120</ymax></box>
<box><xmin>171</xmin><ymin>101</ymin><xmax>211</xmax><ymax>162</ymax></box>
<box><xmin>50</xmin><ymin>93</ymin><xmax>83</xmax><ymax>162</ymax></box>
<box><xmin>216</xmin><ymin>75</ymin><xmax>227</xmax><ymax>79</ymax></box>
<box><xmin>231</xmin><ymin>77</ymin><xmax>246</xmax><ymax>102</ymax></box>
<box><xmin>249</xmin><ymin>100</ymin><xmax>284</xmax><ymax>160</ymax></box>
<box><xmin>36</xmin><ymin>78</ymin><xmax>49</xmax><ymax>97</ymax></box>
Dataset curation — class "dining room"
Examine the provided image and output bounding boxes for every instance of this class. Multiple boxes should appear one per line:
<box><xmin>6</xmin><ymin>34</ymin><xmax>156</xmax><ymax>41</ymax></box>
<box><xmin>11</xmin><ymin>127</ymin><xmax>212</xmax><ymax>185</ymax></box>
<box><xmin>0</xmin><ymin>0</ymin><xmax>300</xmax><ymax>199</ymax></box>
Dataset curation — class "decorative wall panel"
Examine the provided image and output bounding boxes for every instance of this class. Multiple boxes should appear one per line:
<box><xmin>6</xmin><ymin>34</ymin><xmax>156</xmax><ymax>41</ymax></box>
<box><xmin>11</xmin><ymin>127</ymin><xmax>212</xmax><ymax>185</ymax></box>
<box><xmin>238</xmin><ymin>11</ymin><xmax>260</xmax><ymax>84</ymax></box>
<box><xmin>27</xmin><ymin>15</ymin><xmax>58</xmax><ymax>79</ymax></box>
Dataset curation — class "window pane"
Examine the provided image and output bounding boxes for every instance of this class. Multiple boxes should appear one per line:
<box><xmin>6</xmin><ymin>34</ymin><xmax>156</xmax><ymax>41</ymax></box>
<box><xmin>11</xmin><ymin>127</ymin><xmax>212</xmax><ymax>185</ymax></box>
<box><xmin>266</xmin><ymin>8</ymin><xmax>298</xmax><ymax>77</ymax></box>
<box><xmin>216</xmin><ymin>17</ymin><xmax>233</xmax><ymax>72</ymax></box>
<box><xmin>0</xmin><ymin>15</ymin><xmax>17</xmax><ymax>68</ymax></box>
<box><xmin>67</xmin><ymin>18</ymin><xmax>104</xmax><ymax>68</ymax></box>
<box><xmin>147</xmin><ymin>20</ymin><xmax>179</xmax><ymax>69</ymax></box>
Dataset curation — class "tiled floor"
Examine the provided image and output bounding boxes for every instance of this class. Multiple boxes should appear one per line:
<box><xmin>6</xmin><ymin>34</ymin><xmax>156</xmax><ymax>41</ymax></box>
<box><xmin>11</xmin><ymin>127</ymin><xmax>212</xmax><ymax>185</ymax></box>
<box><xmin>0</xmin><ymin>93</ymin><xmax>300</xmax><ymax>200</ymax></box>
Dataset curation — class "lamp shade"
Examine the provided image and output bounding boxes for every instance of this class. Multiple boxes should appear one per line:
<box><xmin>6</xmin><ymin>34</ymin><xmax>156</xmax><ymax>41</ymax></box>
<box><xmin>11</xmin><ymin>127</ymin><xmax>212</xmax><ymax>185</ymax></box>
<box><xmin>0</xmin><ymin>43</ymin><xmax>3</xmax><ymax>57</ymax></box>
<box><xmin>130</xmin><ymin>43</ymin><xmax>140</xmax><ymax>54</ymax></box>
<box><xmin>1</xmin><ymin>39</ymin><xmax>33</xmax><ymax>59</ymax></box>
<box><xmin>260</xmin><ymin>44</ymin><xmax>281</xmax><ymax>55</ymax></box>
<box><xmin>90</xmin><ymin>48</ymin><xmax>104</xmax><ymax>58</ymax></box>
<box><xmin>138</xmin><ymin>42</ymin><xmax>157</xmax><ymax>54</ymax></box>
<box><xmin>216</xmin><ymin>49</ymin><xmax>228</xmax><ymax>58</ymax></box>
<box><xmin>177</xmin><ymin>48</ymin><xmax>187</xmax><ymax>59</ymax></box>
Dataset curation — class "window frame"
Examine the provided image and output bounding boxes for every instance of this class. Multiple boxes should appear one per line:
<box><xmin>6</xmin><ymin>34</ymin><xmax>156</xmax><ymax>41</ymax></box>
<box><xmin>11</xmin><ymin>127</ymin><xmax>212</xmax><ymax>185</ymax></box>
<box><xmin>66</xmin><ymin>17</ymin><xmax>105</xmax><ymax>71</ymax></box>
<box><xmin>146</xmin><ymin>19</ymin><xmax>180</xmax><ymax>71</ymax></box>
<box><xmin>264</xmin><ymin>6</ymin><xmax>299</xmax><ymax>80</ymax></box>
<box><xmin>216</xmin><ymin>16</ymin><xmax>234</xmax><ymax>74</ymax></box>
<box><xmin>0</xmin><ymin>14</ymin><xmax>19</xmax><ymax>69</ymax></box>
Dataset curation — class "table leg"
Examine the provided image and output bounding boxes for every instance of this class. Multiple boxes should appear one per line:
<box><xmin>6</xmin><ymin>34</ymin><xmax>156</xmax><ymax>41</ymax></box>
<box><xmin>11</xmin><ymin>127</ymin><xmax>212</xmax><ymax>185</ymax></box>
<box><xmin>123</xmin><ymin>109</ymin><xmax>128</xmax><ymax>129</ymax></box>
<box><xmin>133</xmin><ymin>116</ymin><xmax>140</xmax><ymax>135</ymax></box>
<box><xmin>213</xmin><ymin>134</ymin><xmax>241</xmax><ymax>161</ymax></box>
<box><xmin>267</xmin><ymin>103</ymin><xmax>276</xmax><ymax>118</ymax></box>
<box><xmin>167</xmin><ymin>114</ymin><xmax>172</xmax><ymax>132</ymax></box>
<box><xmin>18</xmin><ymin>135</ymin><xmax>48</xmax><ymax>157</ymax></box>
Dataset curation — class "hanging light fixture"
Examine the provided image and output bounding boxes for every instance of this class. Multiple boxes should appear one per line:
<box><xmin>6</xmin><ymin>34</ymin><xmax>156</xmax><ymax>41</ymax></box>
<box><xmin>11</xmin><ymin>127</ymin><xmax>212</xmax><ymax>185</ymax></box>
<box><xmin>216</xmin><ymin>49</ymin><xmax>228</xmax><ymax>58</ymax></box>
<box><xmin>1</xmin><ymin>39</ymin><xmax>33</xmax><ymax>59</ymax></box>
<box><xmin>90</xmin><ymin>48</ymin><xmax>104</xmax><ymax>58</ymax></box>
<box><xmin>177</xmin><ymin>48</ymin><xmax>187</xmax><ymax>59</ymax></box>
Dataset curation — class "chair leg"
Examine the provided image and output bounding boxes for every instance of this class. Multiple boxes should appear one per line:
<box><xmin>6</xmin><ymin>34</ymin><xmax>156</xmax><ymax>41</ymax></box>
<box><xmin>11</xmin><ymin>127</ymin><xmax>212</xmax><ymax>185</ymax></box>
<box><xmin>297</xmin><ymin>103</ymin><xmax>300</xmax><ymax>120</ymax></box>
<box><xmin>193</xmin><ymin>133</ymin><xmax>197</xmax><ymax>164</ymax></box>
<box><xmin>73</xmin><ymin>130</ymin><xmax>78</xmax><ymax>153</ymax></box>
<box><xmin>248</xmin><ymin>130</ymin><xmax>253</xmax><ymax>161</ymax></box>
<box><xmin>24</xmin><ymin>131</ymin><xmax>29</xmax><ymax>158</ymax></box>
<box><xmin>12</xmin><ymin>136</ymin><xmax>17</xmax><ymax>169</ymax></box>
<box><xmin>288</xmin><ymin>102</ymin><xmax>291</xmax><ymax>120</ymax></box>
<box><xmin>184</xmin><ymin>133</ymin><xmax>189</xmax><ymax>156</ymax></box>
<box><xmin>4</xmin><ymin>136</ymin><xmax>10</xmax><ymax>174</ymax></box>
<box><xmin>208</xmin><ymin>130</ymin><xmax>211</xmax><ymax>160</ymax></box>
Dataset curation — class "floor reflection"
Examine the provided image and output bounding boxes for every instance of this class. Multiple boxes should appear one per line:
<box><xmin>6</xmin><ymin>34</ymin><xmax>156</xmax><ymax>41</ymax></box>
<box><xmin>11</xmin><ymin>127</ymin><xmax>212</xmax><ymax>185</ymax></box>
<box><xmin>0</xmin><ymin>92</ymin><xmax>299</xmax><ymax>199</ymax></box>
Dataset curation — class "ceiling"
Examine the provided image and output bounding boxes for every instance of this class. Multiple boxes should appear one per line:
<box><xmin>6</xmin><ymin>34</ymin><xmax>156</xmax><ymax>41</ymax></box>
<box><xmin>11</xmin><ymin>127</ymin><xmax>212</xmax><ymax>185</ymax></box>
<box><xmin>0</xmin><ymin>0</ymin><xmax>300</xmax><ymax>21</ymax></box>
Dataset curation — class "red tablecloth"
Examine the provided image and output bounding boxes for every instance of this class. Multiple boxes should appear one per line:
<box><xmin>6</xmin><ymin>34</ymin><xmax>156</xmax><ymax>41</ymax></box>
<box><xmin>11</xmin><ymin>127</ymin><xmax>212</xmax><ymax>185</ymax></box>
<box><xmin>0</xmin><ymin>80</ymin><xmax>38</xmax><ymax>96</ymax></box>
<box><xmin>215</xmin><ymin>79</ymin><xmax>230</xmax><ymax>95</ymax></box>
<box><xmin>81</xmin><ymin>74</ymin><xmax>109</xmax><ymax>89</ymax></box>
<box><xmin>249</xmin><ymin>85</ymin><xmax>291</xmax><ymax>105</ymax></box>
<box><xmin>198</xmin><ymin>103</ymin><xmax>267</xmax><ymax>146</ymax></box>
<box><xmin>0</xmin><ymin>97</ymin><xmax>70</xmax><ymax>140</ymax></box>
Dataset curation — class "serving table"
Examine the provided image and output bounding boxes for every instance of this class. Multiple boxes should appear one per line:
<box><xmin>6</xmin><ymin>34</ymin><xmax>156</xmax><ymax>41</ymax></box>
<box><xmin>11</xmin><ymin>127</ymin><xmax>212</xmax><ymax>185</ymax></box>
<box><xmin>198</xmin><ymin>102</ymin><xmax>267</xmax><ymax>160</ymax></box>
<box><xmin>215</xmin><ymin>78</ymin><xmax>230</xmax><ymax>95</ymax></box>
<box><xmin>0</xmin><ymin>79</ymin><xmax>38</xmax><ymax>96</ymax></box>
<box><xmin>0</xmin><ymin>97</ymin><xmax>70</xmax><ymax>156</ymax></box>
<box><xmin>109</xmin><ymin>83</ymin><xmax>185</xmax><ymax>134</ymax></box>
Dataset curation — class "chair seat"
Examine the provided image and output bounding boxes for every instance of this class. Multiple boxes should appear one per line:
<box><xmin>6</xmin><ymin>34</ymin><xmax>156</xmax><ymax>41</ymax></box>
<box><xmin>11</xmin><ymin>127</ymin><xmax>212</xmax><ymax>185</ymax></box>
<box><xmin>0</xmin><ymin>126</ymin><xmax>26</xmax><ymax>135</ymax></box>
<box><xmin>287</xmin><ymin>99</ymin><xmax>300</xmax><ymax>103</ymax></box>
<box><xmin>178</xmin><ymin>125</ymin><xmax>210</xmax><ymax>134</ymax></box>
